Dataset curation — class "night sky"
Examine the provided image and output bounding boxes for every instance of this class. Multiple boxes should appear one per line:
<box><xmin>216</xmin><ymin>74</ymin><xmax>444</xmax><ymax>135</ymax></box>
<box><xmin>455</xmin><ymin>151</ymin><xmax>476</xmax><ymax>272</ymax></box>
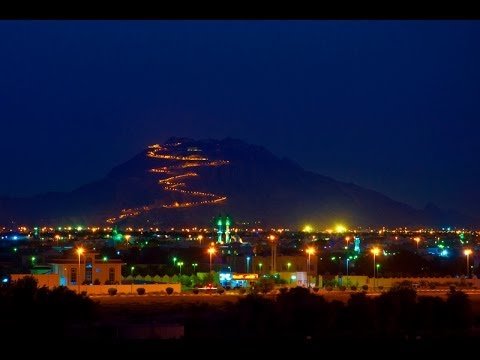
<box><xmin>1</xmin><ymin>21</ymin><xmax>480</xmax><ymax>216</ymax></box>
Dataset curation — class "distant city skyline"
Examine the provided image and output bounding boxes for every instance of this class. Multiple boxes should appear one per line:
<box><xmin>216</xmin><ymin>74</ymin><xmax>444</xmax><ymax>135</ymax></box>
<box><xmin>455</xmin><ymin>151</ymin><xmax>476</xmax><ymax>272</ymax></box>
<box><xmin>1</xmin><ymin>21</ymin><xmax>480</xmax><ymax>216</ymax></box>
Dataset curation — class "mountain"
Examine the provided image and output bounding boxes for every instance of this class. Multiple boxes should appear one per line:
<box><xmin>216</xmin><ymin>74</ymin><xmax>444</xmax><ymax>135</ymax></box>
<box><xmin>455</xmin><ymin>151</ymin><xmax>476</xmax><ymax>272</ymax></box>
<box><xmin>0</xmin><ymin>137</ymin><xmax>476</xmax><ymax>228</ymax></box>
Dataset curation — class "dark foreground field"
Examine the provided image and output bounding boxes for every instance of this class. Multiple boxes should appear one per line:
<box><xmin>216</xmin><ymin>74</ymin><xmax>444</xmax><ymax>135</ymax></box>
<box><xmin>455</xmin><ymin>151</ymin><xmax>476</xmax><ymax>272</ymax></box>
<box><xmin>95</xmin><ymin>291</ymin><xmax>480</xmax><ymax>315</ymax></box>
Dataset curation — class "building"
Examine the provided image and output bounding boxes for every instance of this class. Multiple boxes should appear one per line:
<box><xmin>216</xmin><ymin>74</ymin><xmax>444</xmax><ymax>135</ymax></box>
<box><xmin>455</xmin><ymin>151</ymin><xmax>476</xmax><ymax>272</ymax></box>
<box><xmin>50</xmin><ymin>251</ymin><xmax>123</xmax><ymax>286</ymax></box>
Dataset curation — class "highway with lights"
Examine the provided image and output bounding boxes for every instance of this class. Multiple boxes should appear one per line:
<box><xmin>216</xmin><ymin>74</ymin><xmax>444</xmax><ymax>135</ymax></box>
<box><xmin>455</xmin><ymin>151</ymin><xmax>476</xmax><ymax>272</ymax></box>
<box><xmin>106</xmin><ymin>142</ymin><xmax>228</xmax><ymax>223</ymax></box>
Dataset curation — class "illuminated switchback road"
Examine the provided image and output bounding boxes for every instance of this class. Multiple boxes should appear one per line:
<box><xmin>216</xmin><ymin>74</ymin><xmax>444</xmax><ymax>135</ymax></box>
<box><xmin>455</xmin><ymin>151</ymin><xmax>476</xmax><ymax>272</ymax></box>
<box><xmin>106</xmin><ymin>142</ymin><xmax>229</xmax><ymax>223</ymax></box>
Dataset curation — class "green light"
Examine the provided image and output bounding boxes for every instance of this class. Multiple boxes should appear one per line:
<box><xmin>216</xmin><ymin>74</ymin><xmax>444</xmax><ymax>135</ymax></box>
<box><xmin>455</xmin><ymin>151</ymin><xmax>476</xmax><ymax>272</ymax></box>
<box><xmin>217</xmin><ymin>219</ymin><xmax>223</xmax><ymax>226</ymax></box>
<box><xmin>33</xmin><ymin>227</ymin><xmax>38</xmax><ymax>231</ymax></box>
<box><xmin>103</xmin><ymin>256</ymin><xmax>108</xmax><ymax>262</ymax></box>
<box><xmin>58</xmin><ymin>227</ymin><xmax>62</xmax><ymax>231</ymax></box>
<box><xmin>331</xmin><ymin>256</ymin><xmax>336</xmax><ymax>261</ymax></box>
<box><xmin>76</xmin><ymin>226</ymin><xmax>83</xmax><ymax>231</ymax></box>
<box><xmin>13</xmin><ymin>248</ymin><xmax>17</xmax><ymax>252</ymax></box>
<box><xmin>376</xmin><ymin>264</ymin><xmax>380</xmax><ymax>268</ymax></box>
<box><xmin>131</xmin><ymin>266</ymin><xmax>135</xmax><ymax>271</ymax></box>
<box><xmin>31</xmin><ymin>256</ymin><xmax>36</xmax><ymax>262</ymax></box>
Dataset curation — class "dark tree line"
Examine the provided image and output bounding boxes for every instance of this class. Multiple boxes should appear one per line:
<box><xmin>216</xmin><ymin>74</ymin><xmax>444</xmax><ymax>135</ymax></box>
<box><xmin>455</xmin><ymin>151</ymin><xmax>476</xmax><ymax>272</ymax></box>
<box><xmin>184</xmin><ymin>285</ymin><xmax>473</xmax><ymax>343</ymax></box>
<box><xmin>0</xmin><ymin>276</ymin><xmax>97</xmax><ymax>340</ymax></box>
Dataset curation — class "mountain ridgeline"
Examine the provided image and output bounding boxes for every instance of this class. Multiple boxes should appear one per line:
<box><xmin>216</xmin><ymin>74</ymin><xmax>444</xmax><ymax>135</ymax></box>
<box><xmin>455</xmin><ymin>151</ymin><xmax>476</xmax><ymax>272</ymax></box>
<box><xmin>0</xmin><ymin>137</ymin><xmax>475</xmax><ymax>228</ymax></box>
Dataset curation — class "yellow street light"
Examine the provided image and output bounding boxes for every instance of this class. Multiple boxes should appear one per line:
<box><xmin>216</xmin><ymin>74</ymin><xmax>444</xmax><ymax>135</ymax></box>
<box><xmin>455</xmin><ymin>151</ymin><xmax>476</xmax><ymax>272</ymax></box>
<box><xmin>370</xmin><ymin>247</ymin><xmax>380</xmax><ymax>290</ymax></box>
<box><xmin>306</xmin><ymin>247</ymin><xmax>316</xmax><ymax>287</ymax></box>
<box><xmin>76</xmin><ymin>247</ymin><xmax>84</xmax><ymax>294</ymax></box>
<box><xmin>464</xmin><ymin>249</ymin><xmax>473</xmax><ymax>277</ymax></box>
<box><xmin>269</xmin><ymin>235</ymin><xmax>277</xmax><ymax>273</ymax></box>
<box><xmin>414</xmin><ymin>237</ymin><xmax>420</xmax><ymax>249</ymax></box>
<box><xmin>207</xmin><ymin>247</ymin><xmax>216</xmax><ymax>272</ymax></box>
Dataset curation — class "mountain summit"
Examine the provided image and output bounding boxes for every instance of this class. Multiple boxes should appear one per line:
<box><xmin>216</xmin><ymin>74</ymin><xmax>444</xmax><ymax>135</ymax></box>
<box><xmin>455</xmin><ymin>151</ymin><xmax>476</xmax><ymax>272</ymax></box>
<box><xmin>0</xmin><ymin>138</ymin><xmax>475</xmax><ymax>227</ymax></box>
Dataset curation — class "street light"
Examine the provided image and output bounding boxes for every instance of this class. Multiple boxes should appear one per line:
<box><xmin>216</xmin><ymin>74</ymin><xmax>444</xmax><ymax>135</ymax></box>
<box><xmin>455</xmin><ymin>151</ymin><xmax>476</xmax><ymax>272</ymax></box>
<box><xmin>207</xmin><ymin>247</ymin><xmax>216</xmax><ymax>272</ymax></box>
<box><xmin>173</xmin><ymin>257</ymin><xmax>177</xmax><ymax>266</ymax></box>
<box><xmin>76</xmin><ymin>247</ymin><xmax>84</xmax><ymax>294</ymax></box>
<box><xmin>246</xmin><ymin>256</ymin><xmax>251</xmax><ymax>273</ymax></box>
<box><xmin>178</xmin><ymin>261</ymin><xmax>184</xmax><ymax>276</ymax></box>
<box><xmin>346</xmin><ymin>256</ymin><xmax>352</xmax><ymax>286</ymax></box>
<box><xmin>268</xmin><ymin>235</ymin><xmax>277</xmax><ymax>274</ymax></box>
<box><xmin>414</xmin><ymin>237</ymin><xmax>420</xmax><ymax>249</ymax></box>
<box><xmin>130</xmin><ymin>266</ymin><xmax>135</xmax><ymax>294</ymax></box>
<box><xmin>258</xmin><ymin>262</ymin><xmax>263</xmax><ymax>273</ymax></box>
<box><xmin>287</xmin><ymin>262</ymin><xmax>291</xmax><ymax>271</ymax></box>
<box><xmin>345</xmin><ymin>236</ymin><xmax>351</xmax><ymax>249</ymax></box>
<box><xmin>306</xmin><ymin>247</ymin><xmax>316</xmax><ymax>288</ymax></box>
<box><xmin>371</xmin><ymin>247</ymin><xmax>380</xmax><ymax>291</ymax></box>
<box><xmin>192</xmin><ymin>262</ymin><xmax>198</xmax><ymax>273</ymax></box>
<box><xmin>464</xmin><ymin>249</ymin><xmax>473</xmax><ymax>277</ymax></box>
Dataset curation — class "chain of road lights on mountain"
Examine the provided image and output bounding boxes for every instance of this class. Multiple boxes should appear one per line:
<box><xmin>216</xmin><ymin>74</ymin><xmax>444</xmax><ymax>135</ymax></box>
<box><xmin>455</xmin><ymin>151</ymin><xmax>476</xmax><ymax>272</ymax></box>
<box><xmin>106</xmin><ymin>143</ymin><xmax>229</xmax><ymax>224</ymax></box>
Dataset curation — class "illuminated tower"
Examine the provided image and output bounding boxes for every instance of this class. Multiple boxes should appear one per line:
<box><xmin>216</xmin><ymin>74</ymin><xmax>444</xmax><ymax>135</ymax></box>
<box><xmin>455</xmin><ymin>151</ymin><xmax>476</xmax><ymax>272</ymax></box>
<box><xmin>354</xmin><ymin>236</ymin><xmax>361</xmax><ymax>253</ymax></box>
<box><xmin>225</xmin><ymin>216</ymin><xmax>231</xmax><ymax>243</ymax></box>
<box><xmin>216</xmin><ymin>217</ymin><xmax>224</xmax><ymax>244</ymax></box>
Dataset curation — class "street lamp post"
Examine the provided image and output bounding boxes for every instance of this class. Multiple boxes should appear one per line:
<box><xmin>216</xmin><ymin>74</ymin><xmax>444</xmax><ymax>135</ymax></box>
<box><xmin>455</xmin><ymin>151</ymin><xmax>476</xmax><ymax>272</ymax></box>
<box><xmin>178</xmin><ymin>261</ymin><xmax>184</xmax><ymax>276</ymax></box>
<box><xmin>346</xmin><ymin>257</ymin><xmax>350</xmax><ymax>286</ymax></box>
<box><xmin>371</xmin><ymin>247</ymin><xmax>380</xmax><ymax>291</ymax></box>
<box><xmin>258</xmin><ymin>263</ymin><xmax>263</xmax><ymax>274</ymax></box>
<box><xmin>192</xmin><ymin>263</ymin><xmax>198</xmax><ymax>274</ymax></box>
<box><xmin>207</xmin><ymin>247</ymin><xmax>216</xmax><ymax>272</ymax></box>
<box><xmin>76</xmin><ymin>247</ymin><xmax>84</xmax><ymax>294</ymax></box>
<box><xmin>130</xmin><ymin>266</ymin><xmax>135</xmax><ymax>294</ymax></box>
<box><xmin>464</xmin><ymin>249</ymin><xmax>473</xmax><ymax>278</ymax></box>
<box><xmin>306</xmin><ymin>247</ymin><xmax>316</xmax><ymax>288</ymax></box>
<box><xmin>414</xmin><ymin>237</ymin><xmax>420</xmax><ymax>250</ymax></box>
<box><xmin>268</xmin><ymin>235</ymin><xmax>277</xmax><ymax>274</ymax></box>
<box><xmin>246</xmin><ymin>256</ymin><xmax>251</xmax><ymax>273</ymax></box>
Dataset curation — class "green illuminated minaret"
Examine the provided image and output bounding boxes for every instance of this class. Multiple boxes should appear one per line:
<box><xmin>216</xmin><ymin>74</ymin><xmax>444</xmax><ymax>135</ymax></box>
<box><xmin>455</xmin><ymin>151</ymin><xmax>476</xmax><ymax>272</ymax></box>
<box><xmin>216</xmin><ymin>217</ymin><xmax>223</xmax><ymax>244</ymax></box>
<box><xmin>225</xmin><ymin>216</ymin><xmax>231</xmax><ymax>243</ymax></box>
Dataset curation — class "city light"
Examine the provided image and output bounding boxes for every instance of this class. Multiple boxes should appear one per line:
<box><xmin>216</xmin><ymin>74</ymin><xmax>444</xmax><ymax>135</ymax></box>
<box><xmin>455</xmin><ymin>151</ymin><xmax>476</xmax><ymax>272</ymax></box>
<box><xmin>414</xmin><ymin>237</ymin><xmax>420</xmax><ymax>249</ymax></box>
<box><xmin>335</xmin><ymin>224</ymin><xmax>347</xmax><ymax>233</ymax></box>
<box><xmin>371</xmin><ymin>247</ymin><xmax>381</xmax><ymax>291</ymax></box>
<box><xmin>302</xmin><ymin>225</ymin><xmax>313</xmax><ymax>233</ymax></box>
<box><xmin>107</xmin><ymin>142</ymin><xmax>230</xmax><ymax>223</ymax></box>
<box><xmin>306</xmin><ymin>247</ymin><xmax>316</xmax><ymax>287</ymax></box>
<box><xmin>207</xmin><ymin>247</ymin><xmax>216</xmax><ymax>271</ymax></box>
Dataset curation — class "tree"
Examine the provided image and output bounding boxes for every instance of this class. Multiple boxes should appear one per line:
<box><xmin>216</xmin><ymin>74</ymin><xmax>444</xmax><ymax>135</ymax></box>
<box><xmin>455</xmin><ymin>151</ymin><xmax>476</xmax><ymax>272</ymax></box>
<box><xmin>254</xmin><ymin>277</ymin><xmax>275</xmax><ymax>294</ymax></box>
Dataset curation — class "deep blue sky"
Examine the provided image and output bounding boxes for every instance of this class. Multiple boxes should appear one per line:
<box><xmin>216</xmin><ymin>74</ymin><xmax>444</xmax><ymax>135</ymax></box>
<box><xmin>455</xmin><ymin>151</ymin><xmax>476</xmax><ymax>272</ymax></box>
<box><xmin>1</xmin><ymin>21</ymin><xmax>480</xmax><ymax>216</ymax></box>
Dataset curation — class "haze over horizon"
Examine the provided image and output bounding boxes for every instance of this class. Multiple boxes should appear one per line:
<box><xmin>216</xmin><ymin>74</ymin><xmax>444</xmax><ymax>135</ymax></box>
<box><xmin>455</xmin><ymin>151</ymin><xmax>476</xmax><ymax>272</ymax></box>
<box><xmin>1</xmin><ymin>21</ymin><xmax>480</xmax><ymax>217</ymax></box>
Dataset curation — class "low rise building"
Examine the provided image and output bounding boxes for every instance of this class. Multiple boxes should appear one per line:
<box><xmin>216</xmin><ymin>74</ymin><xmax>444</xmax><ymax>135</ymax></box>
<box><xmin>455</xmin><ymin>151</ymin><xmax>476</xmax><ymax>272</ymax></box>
<box><xmin>50</xmin><ymin>251</ymin><xmax>123</xmax><ymax>285</ymax></box>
